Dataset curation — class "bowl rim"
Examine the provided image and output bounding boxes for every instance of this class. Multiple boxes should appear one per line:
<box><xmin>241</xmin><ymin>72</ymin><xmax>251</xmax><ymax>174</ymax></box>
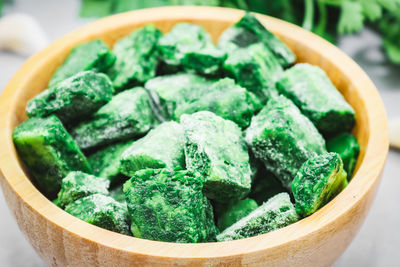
<box><xmin>0</xmin><ymin>6</ymin><xmax>389</xmax><ymax>259</ymax></box>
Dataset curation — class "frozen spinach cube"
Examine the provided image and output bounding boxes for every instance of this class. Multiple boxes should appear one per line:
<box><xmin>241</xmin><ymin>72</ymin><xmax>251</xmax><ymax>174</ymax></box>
<box><xmin>27</xmin><ymin>71</ymin><xmax>113</xmax><ymax>125</ymax></box>
<box><xmin>123</xmin><ymin>168</ymin><xmax>217</xmax><ymax>242</ymax></box>
<box><xmin>65</xmin><ymin>193</ymin><xmax>130</xmax><ymax>235</ymax></box>
<box><xmin>327</xmin><ymin>133</ymin><xmax>360</xmax><ymax>178</ymax></box>
<box><xmin>181</xmin><ymin>111</ymin><xmax>252</xmax><ymax>202</ymax></box>
<box><xmin>219</xmin><ymin>13</ymin><xmax>295</xmax><ymax>67</ymax></box>
<box><xmin>145</xmin><ymin>73</ymin><xmax>215</xmax><ymax>120</ymax></box>
<box><xmin>245</xmin><ymin>95</ymin><xmax>326</xmax><ymax>190</ymax></box>
<box><xmin>71</xmin><ymin>87</ymin><xmax>156</xmax><ymax>150</ymax></box>
<box><xmin>276</xmin><ymin>63</ymin><xmax>356</xmax><ymax>134</ymax></box>
<box><xmin>248</xmin><ymin>163</ymin><xmax>287</xmax><ymax>205</ymax></box>
<box><xmin>174</xmin><ymin>78</ymin><xmax>262</xmax><ymax>128</ymax></box>
<box><xmin>217</xmin><ymin>198</ymin><xmax>258</xmax><ymax>231</ymax></box>
<box><xmin>57</xmin><ymin>171</ymin><xmax>109</xmax><ymax>208</ymax></box>
<box><xmin>49</xmin><ymin>40</ymin><xmax>115</xmax><ymax>87</ymax></box>
<box><xmin>217</xmin><ymin>193</ymin><xmax>298</xmax><ymax>241</ymax></box>
<box><xmin>13</xmin><ymin>115</ymin><xmax>91</xmax><ymax>197</ymax></box>
<box><xmin>88</xmin><ymin>140</ymin><xmax>133</xmax><ymax>185</ymax></box>
<box><xmin>158</xmin><ymin>23</ymin><xmax>226</xmax><ymax>75</ymax></box>
<box><xmin>120</xmin><ymin>121</ymin><xmax>185</xmax><ymax>177</ymax></box>
<box><xmin>108</xmin><ymin>25</ymin><xmax>162</xmax><ymax>91</ymax></box>
<box><xmin>223</xmin><ymin>43</ymin><xmax>283</xmax><ymax>98</ymax></box>
<box><xmin>326</xmin><ymin>133</ymin><xmax>360</xmax><ymax>180</ymax></box>
<box><xmin>292</xmin><ymin>152</ymin><xmax>348</xmax><ymax>217</ymax></box>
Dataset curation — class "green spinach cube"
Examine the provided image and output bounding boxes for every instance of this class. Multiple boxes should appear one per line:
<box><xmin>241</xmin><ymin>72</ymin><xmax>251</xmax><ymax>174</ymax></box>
<box><xmin>27</xmin><ymin>71</ymin><xmax>113</xmax><ymax>125</ymax></box>
<box><xmin>219</xmin><ymin>13</ymin><xmax>295</xmax><ymax>67</ymax></box>
<box><xmin>120</xmin><ymin>121</ymin><xmax>185</xmax><ymax>177</ymax></box>
<box><xmin>292</xmin><ymin>152</ymin><xmax>348</xmax><ymax>217</ymax></box>
<box><xmin>57</xmin><ymin>171</ymin><xmax>109</xmax><ymax>208</ymax></box>
<box><xmin>276</xmin><ymin>63</ymin><xmax>356</xmax><ymax>134</ymax></box>
<box><xmin>108</xmin><ymin>25</ymin><xmax>162</xmax><ymax>91</ymax></box>
<box><xmin>49</xmin><ymin>40</ymin><xmax>115</xmax><ymax>87</ymax></box>
<box><xmin>245</xmin><ymin>95</ymin><xmax>326</xmax><ymax>190</ymax></box>
<box><xmin>65</xmin><ymin>193</ymin><xmax>130</xmax><ymax>235</ymax></box>
<box><xmin>216</xmin><ymin>193</ymin><xmax>298</xmax><ymax>241</ymax></box>
<box><xmin>327</xmin><ymin>133</ymin><xmax>360</xmax><ymax>178</ymax></box>
<box><xmin>181</xmin><ymin>111</ymin><xmax>252</xmax><ymax>202</ymax></box>
<box><xmin>145</xmin><ymin>73</ymin><xmax>214</xmax><ymax>120</ymax></box>
<box><xmin>13</xmin><ymin>115</ymin><xmax>91</xmax><ymax>197</ymax></box>
<box><xmin>71</xmin><ymin>87</ymin><xmax>156</xmax><ymax>150</ymax></box>
<box><xmin>158</xmin><ymin>23</ymin><xmax>226</xmax><ymax>75</ymax></box>
<box><xmin>223</xmin><ymin>43</ymin><xmax>283</xmax><ymax>99</ymax></box>
<box><xmin>123</xmin><ymin>168</ymin><xmax>217</xmax><ymax>242</ymax></box>
<box><xmin>174</xmin><ymin>78</ymin><xmax>262</xmax><ymax>128</ymax></box>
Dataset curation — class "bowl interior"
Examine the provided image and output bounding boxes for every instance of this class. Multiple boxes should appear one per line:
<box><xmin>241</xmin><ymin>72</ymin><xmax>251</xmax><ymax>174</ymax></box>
<box><xmin>0</xmin><ymin>6</ymin><xmax>387</xmax><ymax>260</ymax></box>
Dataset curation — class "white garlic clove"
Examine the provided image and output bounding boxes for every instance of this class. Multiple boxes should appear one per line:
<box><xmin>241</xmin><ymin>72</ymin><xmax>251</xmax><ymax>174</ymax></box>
<box><xmin>389</xmin><ymin>117</ymin><xmax>400</xmax><ymax>150</ymax></box>
<box><xmin>0</xmin><ymin>13</ymin><xmax>49</xmax><ymax>56</ymax></box>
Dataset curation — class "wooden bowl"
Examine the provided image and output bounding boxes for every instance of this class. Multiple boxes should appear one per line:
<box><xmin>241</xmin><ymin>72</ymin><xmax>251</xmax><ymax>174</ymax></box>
<box><xmin>0</xmin><ymin>6</ymin><xmax>389</xmax><ymax>267</ymax></box>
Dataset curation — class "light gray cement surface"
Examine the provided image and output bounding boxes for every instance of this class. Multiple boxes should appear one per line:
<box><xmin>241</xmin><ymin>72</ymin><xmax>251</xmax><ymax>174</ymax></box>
<box><xmin>0</xmin><ymin>1</ymin><xmax>399</xmax><ymax>266</ymax></box>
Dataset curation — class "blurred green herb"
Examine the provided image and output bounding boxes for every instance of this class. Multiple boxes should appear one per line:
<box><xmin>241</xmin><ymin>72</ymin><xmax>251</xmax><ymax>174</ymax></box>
<box><xmin>76</xmin><ymin>0</ymin><xmax>400</xmax><ymax>65</ymax></box>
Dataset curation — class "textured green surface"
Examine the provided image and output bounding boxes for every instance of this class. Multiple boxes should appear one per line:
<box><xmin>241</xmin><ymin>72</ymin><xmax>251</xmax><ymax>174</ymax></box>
<box><xmin>223</xmin><ymin>43</ymin><xmax>283</xmax><ymax>100</ymax></box>
<box><xmin>292</xmin><ymin>152</ymin><xmax>348</xmax><ymax>217</ymax></box>
<box><xmin>158</xmin><ymin>23</ymin><xmax>226</xmax><ymax>75</ymax></box>
<box><xmin>49</xmin><ymin>40</ymin><xmax>115</xmax><ymax>87</ymax></box>
<box><xmin>276</xmin><ymin>63</ymin><xmax>356</xmax><ymax>134</ymax></box>
<box><xmin>88</xmin><ymin>140</ymin><xmax>133</xmax><ymax>185</ymax></box>
<box><xmin>65</xmin><ymin>193</ymin><xmax>130</xmax><ymax>235</ymax></box>
<box><xmin>248</xmin><ymin>163</ymin><xmax>287</xmax><ymax>205</ymax></box>
<box><xmin>57</xmin><ymin>171</ymin><xmax>109</xmax><ymax>208</ymax></box>
<box><xmin>217</xmin><ymin>193</ymin><xmax>299</xmax><ymax>241</ymax></box>
<box><xmin>108</xmin><ymin>25</ymin><xmax>162</xmax><ymax>91</ymax></box>
<box><xmin>174</xmin><ymin>78</ymin><xmax>262</xmax><ymax>128</ymax></box>
<box><xmin>71</xmin><ymin>87</ymin><xmax>156</xmax><ymax>150</ymax></box>
<box><xmin>13</xmin><ymin>115</ymin><xmax>91</xmax><ymax>197</ymax></box>
<box><xmin>27</xmin><ymin>71</ymin><xmax>113</xmax><ymax>125</ymax></box>
<box><xmin>181</xmin><ymin>111</ymin><xmax>252</xmax><ymax>202</ymax></box>
<box><xmin>327</xmin><ymin>133</ymin><xmax>360</xmax><ymax>179</ymax></box>
<box><xmin>123</xmin><ymin>168</ymin><xmax>217</xmax><ymax>242</ymax></box>
<box><xmin>245</xmin><ymin>95</ymin><xmax>326</xmax><ymax>190</ymax></box>
<box><xmin>217</xmin><ymin>198</ymin><xmax>258</xmax><ymax>231</ymax></box>
<box><xmin>145</xmin><ymin>73</ymin><xmax>215</xmax><ymax>120</ymax></box>
<box><xmin>221</xmin><ymin>13</ymin><xmax>295</xmax><ymax>67</ymax></box>
<box><xmin>120</xmin><ymin>121</ymin><xmax>185</xmax><ymax>177</ymax></box>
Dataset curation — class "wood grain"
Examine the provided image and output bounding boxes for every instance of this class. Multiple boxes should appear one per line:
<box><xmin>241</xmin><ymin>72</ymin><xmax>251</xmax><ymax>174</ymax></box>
<box><xmin>0</xmin><ymin>6</ymin><xmax>389</xmax><ymax>267</ymax></box>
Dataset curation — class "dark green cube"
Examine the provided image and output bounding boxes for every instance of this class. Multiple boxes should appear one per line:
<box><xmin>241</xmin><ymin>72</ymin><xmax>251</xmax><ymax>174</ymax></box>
<box><xmin>71</xmin><ymin>87</ymin><xmax>156</xmax><ymax>150</ymax></box>
<box><xmin>108</xmin><ymin>25</ymin><xmax>162</xmax><ymax>91</ymax></box>
<box><xmin>181</xmin><ymin>111</ymin><xmax>252</xmax><ymax>202</ymax></box>
<box><xmin>276</xmin><ymin>63</ymin><xmax>356</xmax><ymax>134</ymax></box>
<box><xmin>158</xmin><ymin>23</ymin><xmax>226</xmax><ymax>75</ymax></box>
<box><xmin>65</xmin><ymin>193</ymin><xmax>130</xmax><ymax>235</ymax></box>
<box><xmin>216</xmin><ymin>193</ymin><xmax>298</xmax><ymax>241</ymax></box>
<box><xmin>174</xmin><ymin>78</ymin><xmax>262</xmax><ymax>128</ymax></box>
<box><xmin>123</xmin><ymin>168</ymin><xmax>217</xmax><ymax>243</ymax></box>
<box><xmin>57</xmin><ymin>171</ymin><xmax>109</xmax><ymax>208</ymax></box>
<box><xmin>327</xmin><ymin>133</ymin><xmax>360</xmax><ymax>178</ymax></box>
<box><xmin>120</xmin><ymin>121</ymin><xmax>185</xmax><ymax>177</ymax></box>
<box><xmin>292</xmin><ymin>152</ymin><xmax>348</xmax><ymax>217</ymax></box>
<box><xmin>27</xmin><ymin>71</ymin><xmax>114</xmax><ymax>125</ymax></box>
<box><xmin>245</xmin><ymin>95</ymin><xmax>326</xmax><ymax>190</ymax></box>
<box><xmin>49</xmin><ymin>40</ymin><xmax>115</xmax><ymax>87</ymax></box>
<box><xmin>219</xmin><ymin>13</ymin><xmax>295</xmax><ymax>67</ymax></box>
<box><xmin>223</xmin><ymin>43</ymin><xmax>283</xmax><ymax>99</ymax></box>
<box><xmin>13</xmin><ymin>115</ymin><xmax>91</xmax><ymax>197</ymax></box>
